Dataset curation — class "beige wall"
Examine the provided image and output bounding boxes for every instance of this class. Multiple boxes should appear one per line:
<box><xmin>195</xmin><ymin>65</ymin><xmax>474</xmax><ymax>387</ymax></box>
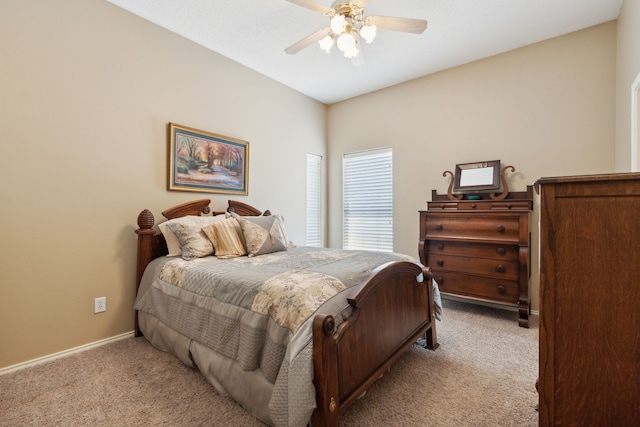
<box><xmin>327</xmin><ymin>22</ymin><xmax>618</xmax><ymax>313</ymax></box>
<box><xmin>0</xmin><ymin>0</ymin><xmax>326</xmax><ymax>369</ymax></box>
<box><xmin>616</xmin><ymin>0</ymin><xmax>640</xmax><ymax>171</ymax></box>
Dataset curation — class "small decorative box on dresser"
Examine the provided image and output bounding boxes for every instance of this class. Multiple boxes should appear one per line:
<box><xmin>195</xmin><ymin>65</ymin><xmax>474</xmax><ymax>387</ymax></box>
<box><xmin>419</xmin><ymin>187</ymin><xmax>533</xmax><ymax>327</ymax></box>
<box><xmin>535</xmin><ymin>173</ymin><xmax>640</xmax><ymax>426</ymax></box>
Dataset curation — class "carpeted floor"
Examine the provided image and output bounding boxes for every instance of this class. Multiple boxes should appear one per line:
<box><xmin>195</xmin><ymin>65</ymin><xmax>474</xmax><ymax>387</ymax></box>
<box><xmin>0</xmin><ymin>300</ymin><xmax>539</xmax><ymax>426</ymax></box>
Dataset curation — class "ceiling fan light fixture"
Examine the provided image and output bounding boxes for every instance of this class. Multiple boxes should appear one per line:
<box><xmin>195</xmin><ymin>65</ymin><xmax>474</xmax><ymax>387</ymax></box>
<box><xmin>318</xmin><ymin>34</ymin><xmax>334</xmax><ymax>53</ymax></box>
<box><xmin>285</xmin><ymin>0</ymin><xmax>428</xmax><ymax>64</ymax></box>
<box><xmin>336</xmin><ymin>31</ymin><xmax>359</xmax><ymax>58</ymax></box>
<box><xmin>359</xmin><ymin>24</ymin><xmax>376</xmax><ymax>44</ymax></box>
<box><xmin>330</xmin><ymin>14</ymin><xmax>347</xmax><ymax>34</ymax></box>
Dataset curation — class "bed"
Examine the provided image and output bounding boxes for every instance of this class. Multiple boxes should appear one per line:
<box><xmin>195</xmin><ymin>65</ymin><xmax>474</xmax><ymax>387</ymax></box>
<box><xmin>134</xmin><ymin>199</ymin><xmax>440</xmax><ymax>426</ymax></box>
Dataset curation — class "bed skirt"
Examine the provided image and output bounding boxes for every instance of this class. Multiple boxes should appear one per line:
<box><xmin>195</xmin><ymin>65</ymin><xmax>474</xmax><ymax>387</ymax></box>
<box><xmin>138</xmin><ymin>312</ymin><xmax>276</xmax><ymax>425</ymax></box>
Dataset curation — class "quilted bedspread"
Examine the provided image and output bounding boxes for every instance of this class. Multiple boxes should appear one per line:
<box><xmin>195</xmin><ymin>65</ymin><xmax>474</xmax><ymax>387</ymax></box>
<box><xmin>135</xmin><ymin>246</ymin><xmax>435</xmax><ymax>426</ymax></box>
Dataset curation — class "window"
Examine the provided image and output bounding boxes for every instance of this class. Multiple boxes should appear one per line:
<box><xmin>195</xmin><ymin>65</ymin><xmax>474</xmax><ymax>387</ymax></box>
<box><xmin>306</xmin><ymin>153</ymin><xmax>322</xmax><ymax>247</ymax></box>
<box><xmin>343</xmin><ymin>148</ymin><xmax>393</xmax><ymax>252</ymax></box>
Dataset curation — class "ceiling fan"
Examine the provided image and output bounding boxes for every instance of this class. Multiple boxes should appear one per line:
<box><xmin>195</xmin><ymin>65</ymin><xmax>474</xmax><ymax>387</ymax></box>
<box><xmin>284</xmin><ymin>0</ymin><xmax>427</xmax><ymax>65</ymax></box>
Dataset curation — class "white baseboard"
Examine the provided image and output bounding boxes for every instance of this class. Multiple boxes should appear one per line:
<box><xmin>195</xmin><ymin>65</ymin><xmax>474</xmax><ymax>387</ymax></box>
<box><xmin>0</xmin><ymin>331</ymin><xmax>135</xmax><ymax>376</ymax></box>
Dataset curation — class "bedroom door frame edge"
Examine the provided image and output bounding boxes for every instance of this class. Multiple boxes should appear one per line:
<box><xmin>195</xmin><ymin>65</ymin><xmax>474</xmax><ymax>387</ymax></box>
<box><xmin>631</xmin><ymin>71</ymin><xmax>640</xmax><ymax>172</ymax></box>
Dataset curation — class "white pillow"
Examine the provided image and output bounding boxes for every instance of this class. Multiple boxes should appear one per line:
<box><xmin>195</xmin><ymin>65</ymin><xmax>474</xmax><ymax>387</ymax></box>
<box><xmin>159</xmin><ymin>215</ymin><xmax>226</xmax><ymax>256</ymax></box>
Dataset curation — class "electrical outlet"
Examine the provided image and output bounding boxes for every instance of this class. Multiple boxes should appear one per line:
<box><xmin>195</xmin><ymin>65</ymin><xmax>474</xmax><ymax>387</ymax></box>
<box><xmin>94</xmin><ymin>297</ymin><xmax>106</xmax><ymax>313</ymax></box>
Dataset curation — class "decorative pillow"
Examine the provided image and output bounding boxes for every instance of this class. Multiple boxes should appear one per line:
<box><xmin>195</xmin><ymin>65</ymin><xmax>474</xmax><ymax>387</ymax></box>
<box><xmin>272</xmin><ymin>214</ymin><xmax>290</xmax><ymax>247</ymax></box>
<box><xmin>158</xmin><ymin>217</ymin><xmax>194</xmax><ymax>256</ymax></box>
<box><xmin>202</xmin><ymin>218</ymin><xmax>247</xmax><ymax>259</ymax></box>
<box><xmin>167</xmin><ymin>221</ymin><xmax>214</xmax><ymax>260</ymax></box>
<box><xmin>235</xmin><ymin>214</ymin><xmax>288</xmax><ymax>257</ymax></box>
<box><xmin>159</xmin><ymin>215</ymin><xmax>225</xmax><ymax>257</ymax></box>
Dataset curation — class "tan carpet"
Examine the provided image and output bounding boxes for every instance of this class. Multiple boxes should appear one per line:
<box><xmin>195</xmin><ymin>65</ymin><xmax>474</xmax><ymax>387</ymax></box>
<box><xmin>0</xmin><ymin>300</ymin><xmax>539</xmax><ymax>426</ymax></box>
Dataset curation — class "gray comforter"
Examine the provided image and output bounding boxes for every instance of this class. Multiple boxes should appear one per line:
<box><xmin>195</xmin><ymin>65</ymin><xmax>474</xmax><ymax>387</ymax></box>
<box><xmin>135</xmin><ymin>246</ymin><xmax>440</xmax><ymax>426</ymax></box>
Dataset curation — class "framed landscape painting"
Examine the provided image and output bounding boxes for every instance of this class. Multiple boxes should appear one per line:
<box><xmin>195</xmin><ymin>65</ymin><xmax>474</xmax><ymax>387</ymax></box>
<box><xmin>168</xmin><ymin>123</ymin><xmax>249</xmax><ymax>195</ymax></box>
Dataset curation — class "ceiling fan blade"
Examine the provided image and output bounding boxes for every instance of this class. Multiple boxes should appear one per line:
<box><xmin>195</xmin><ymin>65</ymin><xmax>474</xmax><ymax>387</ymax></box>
<box><xmin>368</xmin><ymin>16</ymin><xmax>428</xmax><ymax>34</ymax></box>
<box><xmin>287</xmin><ymin>0</ymin><xmax>332</xmax><ymax>15</ymax></box>
<box><xmin>351</xmin><ymin>0</ymin><xmax>370</xmax><ymax>8</ymax></box>
<box><xmin>285</xmin><ymin>28</ymin><xmax>330</xmax><ymax>55</ymax></box>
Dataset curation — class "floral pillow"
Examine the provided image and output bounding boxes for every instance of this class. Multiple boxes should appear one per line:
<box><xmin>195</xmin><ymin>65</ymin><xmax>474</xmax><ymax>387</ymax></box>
<box><xmin>234</xmin><ymin>214</ymin><xmax>288</xmax><ymax>257</ymax></box>
<box><xmin>167</xmin><ymin>221</ymin><xmax>217</xmax><ymax>260</ymax></box>
<box><xmin>159</xmin><ymin>215</ymin><xmax>225</xmax><ymax>257</ymax></box>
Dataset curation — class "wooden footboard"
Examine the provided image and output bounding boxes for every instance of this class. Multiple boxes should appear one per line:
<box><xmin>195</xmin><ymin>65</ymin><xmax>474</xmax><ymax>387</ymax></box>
<box><xmin>311</xmin><ymin>261</ymin><xmax>438</xmax><ymax>426</ymax></box>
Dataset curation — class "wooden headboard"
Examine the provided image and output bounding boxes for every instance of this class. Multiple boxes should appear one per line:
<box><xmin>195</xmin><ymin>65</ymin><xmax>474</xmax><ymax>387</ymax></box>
<box><xmin>227</xmin><ymin>200</ymin><xmax>271</xmax><ymax>217</ymax></box>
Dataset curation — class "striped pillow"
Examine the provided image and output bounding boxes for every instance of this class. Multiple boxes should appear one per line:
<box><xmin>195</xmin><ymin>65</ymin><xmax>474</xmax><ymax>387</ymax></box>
<box><xmin>202</xmin><ymin>218</ymin><xmax>247</xmax><ymax>259</ymax></box>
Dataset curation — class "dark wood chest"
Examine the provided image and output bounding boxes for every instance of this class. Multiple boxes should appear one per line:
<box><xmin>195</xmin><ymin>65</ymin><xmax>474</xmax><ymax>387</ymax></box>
<box><xmin>536</xmin><ymin>173</ymin><xmax>640</xmax><ymax>426</ymax></box>
<box><xmin>419</xmin><ymin>187</ymin><xmax>533</xmax><ymax>327</ymax></box>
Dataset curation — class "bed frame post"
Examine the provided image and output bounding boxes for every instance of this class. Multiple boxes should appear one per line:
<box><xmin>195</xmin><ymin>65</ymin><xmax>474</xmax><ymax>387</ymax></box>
<box><xmin>135</xmin><ymin>208</ymin><xmax>155</xmax><ymax>337</ymax></box>
<box><xmin>312</xmin><ymin>314</ymin><xmax>340</xmax><ymax>427</ymax></box>
<box><xmin>423</xmin><ymin>267</ymin><xmax>438</xmax><ymax>350</ymax></box>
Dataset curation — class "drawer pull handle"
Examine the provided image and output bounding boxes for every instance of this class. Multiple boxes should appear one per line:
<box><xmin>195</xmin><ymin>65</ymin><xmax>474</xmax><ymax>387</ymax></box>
<box><xmin>471</xmin><ymin>203</ymin><xmax>477</xmax><ymax>208</ymax></box>
<box><xmin>436</xmin><ymin>276</ymin><xmax>444</xmax><ymax>284</ymax></box>
<box><xmin>496</xmin><ymin>265</ymin><xmax>505</xmax><ymax>273</ymax></box>
<box><xmin>437</xmin><ymin>259</ymin><xmax>444</xmax><ymax>266</ymax></box>
<box><xmin>437</xmin><ymin>243</ymin><xmax>444</xmax><ymax>250</ymax></box>
<box><xmin>496</xmin><ymin>225</ymin><xmax>505</xmax><ymax>232</ymax></box>
<box><xmin>497</xmin><ymin>247</ymin><xmax>506</xmax><ymax>255</ymax></box>
<box><xmin>435</xmin><ymin>224</ymin><xmax>443</xmax><ymax>231</ymax></box>
<box><xmin>497</xmin><ymin>285</ymin><xmax>506</xmax><ymax>294</ymax></box>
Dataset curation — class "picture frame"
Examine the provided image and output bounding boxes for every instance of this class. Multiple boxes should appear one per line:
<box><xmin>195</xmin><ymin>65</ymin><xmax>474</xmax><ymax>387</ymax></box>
<box><xmin>453</xmin><ymin>160</ymin><xmax>501</xmax><ymax>193</ymax></box>
<box><xmin>168</xmin><ymin>123</ymin><xmax>249</xmax><ymax>195</ymax></box>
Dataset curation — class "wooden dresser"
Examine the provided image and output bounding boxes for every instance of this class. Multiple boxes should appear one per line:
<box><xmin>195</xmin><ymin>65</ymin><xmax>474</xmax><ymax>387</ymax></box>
<box><xmin>535</xmin><ymin>173</ymin><xmax>640</xmax><ymax>426</ymax></box>
<box><xmin>419</xmin><ymin>187</ymin><xmax>533</xmax><ymax>327</ymax></box>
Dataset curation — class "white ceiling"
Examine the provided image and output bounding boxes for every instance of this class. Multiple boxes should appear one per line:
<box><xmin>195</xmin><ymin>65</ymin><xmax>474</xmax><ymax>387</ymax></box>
<box><xmin>105</xmin><ymin>0</ymin><xmax>623</xmax><ymax>105</ymax></box>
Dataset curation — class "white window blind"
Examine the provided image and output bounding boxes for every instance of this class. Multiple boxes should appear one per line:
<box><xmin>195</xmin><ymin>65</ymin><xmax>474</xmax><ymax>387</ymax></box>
<box><xmin>306</xmin><ymin>153</ymin><xmax>322</xmax><ymax>247</ymax></box>
<box><xmin>343</xmin><ymin>148</ymin><xmax>393</xmax><ymax>252</ymax></box>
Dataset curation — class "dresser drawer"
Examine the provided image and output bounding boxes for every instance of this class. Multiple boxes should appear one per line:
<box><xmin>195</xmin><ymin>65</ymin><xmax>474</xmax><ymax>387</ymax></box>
<box><xmin>427</xmin><ymin>200</ymin><xmax>532</xmax><ymax>211</ymax></box>
<box><xmin>490</xmin><ymin>201</ymin><xmax>532</xmax><ymax>210</ymax></box>
<box><xmin>424</xmin><ymin>214</ymin><xmax>521</xmax><ymax>243</ymax></box>
<box><xmin>427</xmin><ymin>253</ymin><xmax>520</xmax><ymax>280</ymax></box>
<box><xmin>427</xmin><ymin>240</ymin><xmax>519</xmax><ymax>260</ymax></box>
<box><xmin>431</xmin><ymin>271</ymin><xmax>519</xmax><ymax>304</ymax></box>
